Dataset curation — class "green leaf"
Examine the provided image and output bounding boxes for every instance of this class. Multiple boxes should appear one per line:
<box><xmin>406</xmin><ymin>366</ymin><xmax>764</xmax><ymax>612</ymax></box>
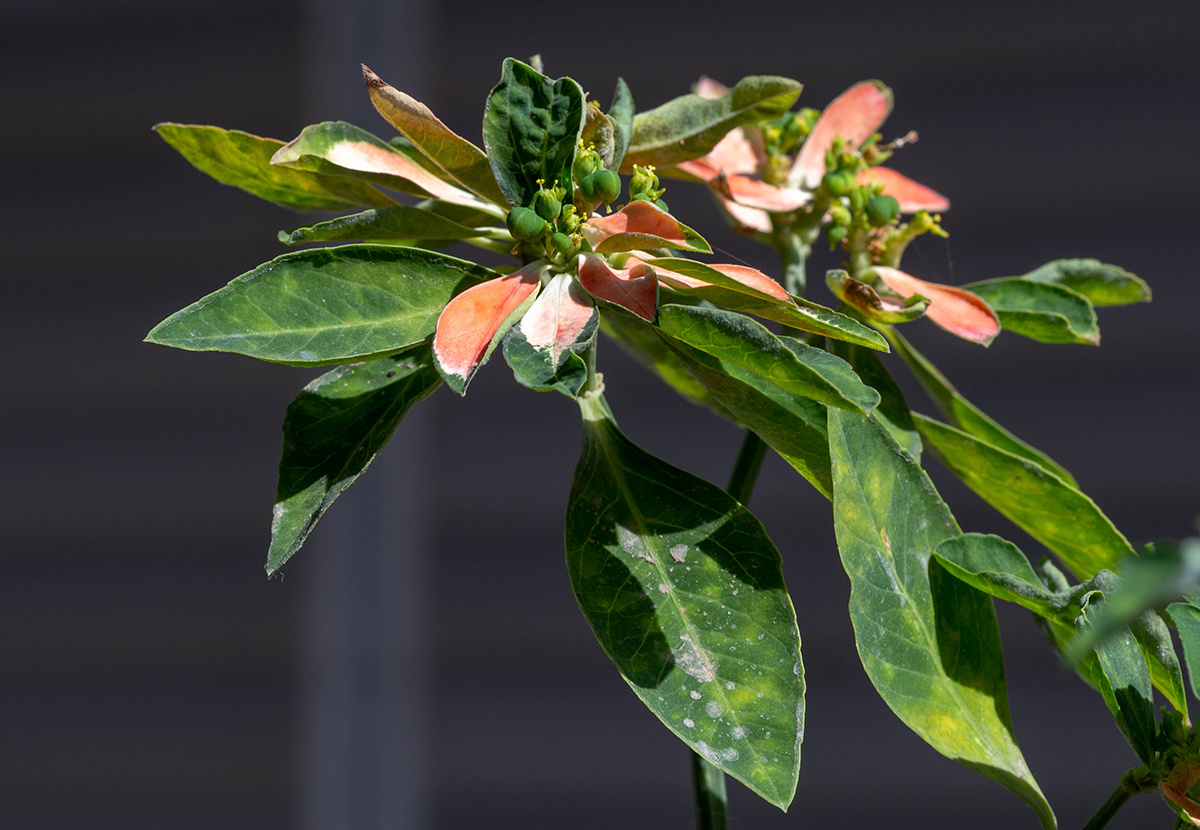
<box><xmin>828</xmin><ymin>340</ymin><xmax>922</xmax><ymax>460</ymax></box>
<box><xmin>483</xmin><ymin>58</ymin><xmax>586</xmax><ymax>206</ymax></box>
<box><xmin>567</xmin><ymin>394</ymin><xmax>804</xmax><ymax>810</ymax></box>
<box><xmin>155</xmin><ymin>123</ymin><xmax>394</xmax><ymax>211</ymax></box>
<box><xmin>599</xmin><ymin>306</ymin><xmax>733</xmax><ymax>418</ymax></box>
<box><xmin>646</xmin><ymin>259</ymin><xmax>888</xmax><ymax>351</ymax></box>
<box><xmin>933</xmin><ymin>534</ymin><xmax>1066</xmax><ymax>618</ymax></box>
<box><xmin>828</xmin><ymin>409</ymin><xmax>1055</xmax><ymax>830</ymax></box>
<box><xmin>278</xmin><ymin>205</ymin><xmax>486</xmax><ymax>246</ymax></box>
<box><xmin>268</xmin><ymin>347</ymin><xmax>442</xmax><ymax>574</ymax></box>
<box><xmin>1067</xmin><ymin>539</ymin><xmax>1200</xmax><ymax>660</ymax></box>
<box><xmin>146</xmin><ymin>245</ymin><xmax>494</xmax><ymax>365</ymax></box>
<box><xmin>1019</xmin><ymin>259</ymin><xmax>1151</xmax><ymax>307</ymax></box>
<box><xmin>270</xmin><ymin>121</ymin><xmax>485</xmax><ymax>205</ymax></box>
<box><xmin>661</xmin><ymin>335</ymin><xmax>834</xmax><ymax>498</ymax></box>
<box><xmin>934</xmin><ymin>537</ymin><xmax>1189</xmax><ymax>718</ymax></box>
<box><xmin>608</xmin><ymin>78</ymin><xmax>635</xmax><ymax>172</ymax></box>
<box><xmin>914</xmin><ymin>413</ymin><xmax>1135</xmax><ymax>579</ymax></box>
<box><xmin>625</xmin><ymin>75</ymin><xmax>802</xmax><ymax>169</ymax></box>
<box><xmin>1168</xmin><ymin>601</ymin><xmax>1200</xmax><ymax>701</ymax></box>
<box><xmin>963</xmin><ymin>278</ymin><xmax>1100</xmax><ymax>345</ymax></box>
<box><xmin>502</xmin><ymin>273</ymin><xmax>598</xmax><ymax>397</ymax></box>
<box><xmin>1082</xmin><ymin>599</ymin><xmax>1156</xmax><ymax>764</ymax></box>
<box><xmin>363</xmin><ymin>66</ymin><xmax>508</xmax><ymax>205</ymax></box>
<box><xmin>656</xmin><ymin>305</ymin><xmax>879</xmax><ymax>414</ymax></box>
<box><xmin>886</xmin><ymin>329</ymin><xmax>1076</xmax><ymax>485</ymax></box>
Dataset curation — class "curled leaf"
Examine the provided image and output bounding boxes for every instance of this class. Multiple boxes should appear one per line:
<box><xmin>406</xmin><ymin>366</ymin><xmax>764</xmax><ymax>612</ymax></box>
<box><xmin>871</xmin><ymin>266</ymin><xmax>999</xmax><ymax>345</ymax></box>
<box><xmin>576</xmin><ymin>253</ymin><xmax>659</xmax><ymax>321</ymax></box>
<box><xmin>585</xmin><ymin>200</ymin><xmax>711</xmax><ymax>254</ymax></box>
<box><xmin>826</xmin><ymin>269</ymin><xmax>929</xmax><ymax>324</ymax></box>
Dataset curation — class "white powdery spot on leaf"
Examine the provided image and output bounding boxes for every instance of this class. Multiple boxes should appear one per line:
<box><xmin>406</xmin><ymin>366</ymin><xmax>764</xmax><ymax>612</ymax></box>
<box><xmin>683</xmin><ymin>718</ymin><xmax>695</xmax><ymax>728</ymax></box>
<box><xmin>658</xmin><ymin>583</ymin><xmax>670</xmax><ymax>594</ymax></box>
<box><xmin>730</xmin><ymin>726</ymin><xmax>748</xmax><ymax>739</ymax></box>
<box><xmin>690</xmin><ymin>690</ymin><xmax>702</xmax><ymax>700</ymax></box>
<box><xmin>705</xmin><ymin>700</ymin><xmax>724</xmax><ymax>719</ymax></box>
<box><xmin>617</xmin><ymin>525</ymin><xmax>654</xmax><ymax>563</ymax></box>
<box><xmin>675</xmin><ymin>634</ymin><xmax>717</xmax><ymax>683</ymax></box>
<box><xmin>719</xmin><ymin>747</ymin><xmax>739</xmax><ymax>762</ymax></box>
<box><xmin>271</xmin><ymin>503</ymin><xmax>288</xmax><ymax>536</ymax></box>
<box><xmin>669</xmin><ymin>543</ymin><xmax>689</xmax><ymax>562</ymax></box>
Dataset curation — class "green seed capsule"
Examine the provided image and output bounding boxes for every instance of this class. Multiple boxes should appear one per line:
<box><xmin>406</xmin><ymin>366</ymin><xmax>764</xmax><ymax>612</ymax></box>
<box><xmin>654</xmin><ymin>198</ymin><xmax>669</xmax><ymax>213</ymax></box>
<box><xmin>506</xmin><ymin>206</ymin><xmax>546</xmax><ymax>241</ymax></box>
<box><xmin>865</xmin><ymin>194</ymin><xmax>900</xmax><ymax>227</ymax></box>
<box><xmin>550</xmin><ymin>232</ymin><xmax>572</xmax><ymax>253</ymax></box>
<box><xmin>827</xmin><ymin>225</ymin><xmax>848</xmax><ymax>249</ymax></box>
<box><xmin>822</xmin><ymin>170</ymin><xmax>856</xmax><ymax>197</ymax></box>
<box><xmin>532</xmin><ymin>190</ymin><xmax>562</xmax><ymax>221</ymax></box>
<box><xmin>584</xmin><ymin>169</ymin><xmax>620</xmax><ymax>204</ymax></box>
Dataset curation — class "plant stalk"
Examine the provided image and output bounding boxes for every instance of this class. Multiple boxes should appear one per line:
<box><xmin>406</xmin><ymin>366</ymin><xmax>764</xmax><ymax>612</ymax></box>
<box><xmin>691</xmin><ymin>750</ymin><xmax>729</xmax><ymax>830</ymax></box>
<box><xmin>1081</xmin><ymin>783</ymin><xmax>1133</xmax><ymax>830</ymax></box>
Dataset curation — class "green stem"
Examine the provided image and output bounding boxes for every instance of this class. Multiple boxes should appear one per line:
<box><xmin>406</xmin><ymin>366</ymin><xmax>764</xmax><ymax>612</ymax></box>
<box><xmin>1081</xmin><ymin>783</ymin><xmax>1133</xmax><ymax>830</ymax></box>
<box><xmin>691</xmin><ymin>750</ymin><xmax>729</xmax><ymax>830</ymax></box>
<box><xmin>726</xmin><ymin>431</ymin><xmax>767</xmax><ymax>504</ymax></box>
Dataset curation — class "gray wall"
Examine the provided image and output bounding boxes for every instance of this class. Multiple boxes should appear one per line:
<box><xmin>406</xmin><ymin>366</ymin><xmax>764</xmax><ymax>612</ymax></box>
<box><xmin>3</xmin><ymin>1</ymin><xmax>1198</xmax><ymax>828</ymax></box>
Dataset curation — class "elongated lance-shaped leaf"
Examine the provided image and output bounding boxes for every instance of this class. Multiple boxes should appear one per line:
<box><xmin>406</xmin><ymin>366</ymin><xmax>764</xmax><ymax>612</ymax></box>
<box><xmin>1019</xmin><ymin>259</ymin><xmax>1150</xmax><ymax>307</ymax></box>
<box><xmin>363</xmin><ymin>65</ymin><xmax>508</xmax><ymax>206</ymax></box>
<box><xmin>146</xmin><ymin>245</ymin><xmax>495</xmax><ymax>365</ymax></box>
<box><xmin>656</xmin><ymin>305</ymin><xmax>879</xmax><ymax>414</ymax></box>
<box><xmin>502</xmin><ymin>273</ymin><xmax>598</xmax><ymax>397</ymax></box>
<box><xmin>567</xmin><ymin>393</ymin><xmax>804</xmax><ymax>809</ymax></box>
<box><xmin>789</xmin><ymin>81</ymin><xmax>893</xmax><ymax>190</ymax></box>
<box><xmin>828</xmin><ymin>409</ymin><xmax>1056</xmax><ymax>830</ymax></box>
<box><xmin>483</xmin><ymin>58</ymin><xmax>586</xmax><ymax>207</ymax></box>
<box><xmin>625</xmin><ymin>75</ymin><xmax>802</xmax><ymax>169</ymax></box>
<box><xmin>1168</xmin><ymin>600</ymin><xmax>1200</xmax><ymax>702</ymax></box>
<box><xmin>660</xmin><ymin>334</ymin><xmax>833</xmax><ymax>498</ymax></box>
<box><xmin>608</xmin><ymin>78</ymin><xmax>635</xmax><ymax>172</ymax></box>
<box><xmin>1081</xmin><ymin>599</ymin><xmax>1156</xmax><ymax>763</ymax></box>
<box><xmin>828</xmin><ymin>340</ymin><xmax>921</xmax><ymax>459</ymax></box>
<box><xmin>659</xmin><ymin>281</ymin><xmax>888</xmax><ymax>351</ymax></box>
<box><xmin>963</xmin><ymin>278</ymin><xmax>1100</xmax><ymax>345</ymax></box>
<box><xmin>268</xmin><ymin>346</ymin><xmax>442</xmax><ymax>574</ymax></box>
<box><xmin>155</xmin><ymin>123</ymin><xmax>395</xmax><ymax>211</ymax></box>
<box><xmin>271</xmin><ymin>121</ymin><xmax>484</xmax><ymax>206</ymax></box>
<box><xmin>915</xmin><ymin>413</ymin><xmax>1135</xmax><ymax>578</ymax></box>
<box><xmin>279</xmin><ymin>205</ymin><xmax>487</xmax><ymax>246</ymax></box>
<box><xmin>885</xmin><ymin>328</ymin><xmax>1076</xmax><ymax>485</ymax></box>
<box><xmin>599</xmin><ymin>306</ymin><xmax>733</xmax><ymax>419</ymax></box>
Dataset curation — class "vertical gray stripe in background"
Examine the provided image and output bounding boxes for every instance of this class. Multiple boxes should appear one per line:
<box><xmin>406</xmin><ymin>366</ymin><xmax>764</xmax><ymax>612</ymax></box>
<box><xmin>298</xmin><ymin>2</ymin><xmax>434</xmax><ymax>828</ymax></box>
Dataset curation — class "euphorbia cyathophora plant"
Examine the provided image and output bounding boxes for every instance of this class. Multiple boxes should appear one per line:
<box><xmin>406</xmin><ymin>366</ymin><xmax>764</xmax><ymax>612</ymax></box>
<box><xmin>149</xmin><ymin>56</ymin><xmax>1200</xmax><ymax>829</ymax></box>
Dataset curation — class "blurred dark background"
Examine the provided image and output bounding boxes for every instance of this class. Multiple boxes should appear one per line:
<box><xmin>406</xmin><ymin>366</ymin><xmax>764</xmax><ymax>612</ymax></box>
<box><xmin>3</xmin><ymin>1</ymin><xmax>1199</xmax><ymax>828</ymax></box>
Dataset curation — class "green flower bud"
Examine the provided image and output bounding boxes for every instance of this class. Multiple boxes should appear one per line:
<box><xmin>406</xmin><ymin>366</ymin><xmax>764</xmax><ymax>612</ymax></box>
<box><xmin>506</xmin><ymin>206</ymin><xmax>546</xmax><ymax>242</ymax></box>
<box><xmin>827</xmin><ymin>225</ymin><xmax>848</xmax><ymax>250</ymax></box>
<box><xmin>654</xmin><ymin>198</ymin><xmax>669</xmax><ymax>213</ymax></box>
<box><xmin>558</xmin><ymin>204</ymin><xmax>580</xmax><ymax>234</ymax></box>
<box><xmin>532</xmin><ymin>189</ymin><xmax>562</xmax><ymax>221</ymax></box>
<box><xmin>629</xmin><ymin>165</ymin><xmax>659</xmax><ymax>198</ymax></box>
<box><xmin>822</xmin><ymin>170</ymin><xmax>856</xmax><ymax>198</ymax></box>
<box><xmin>828</xmin><ymin>204</ymin><xmax>852</xmax><ymax>227</ymax></box>
<box><xmin>550</xmin><ymin>232</ymin><xmax>572</xmax><ymax>254</ymax></box>
<box><xmin>865</xmin><ymin>194</ymin><xmax>900</xmax><ymax>227</ymax></box>
<box><xmin>573</xmin><ymin>152</ymin><xmax>600</xmax><ymax>183</ymax></box>
<box><xmin>848</xmin><ymin>186</ymin><xmax>867</xmax><ymax>213</ymax></box>
<box><xmin>590</xmin><ymin>169</ymin><xmax>622</xmax><ymax>204</ymax></box>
